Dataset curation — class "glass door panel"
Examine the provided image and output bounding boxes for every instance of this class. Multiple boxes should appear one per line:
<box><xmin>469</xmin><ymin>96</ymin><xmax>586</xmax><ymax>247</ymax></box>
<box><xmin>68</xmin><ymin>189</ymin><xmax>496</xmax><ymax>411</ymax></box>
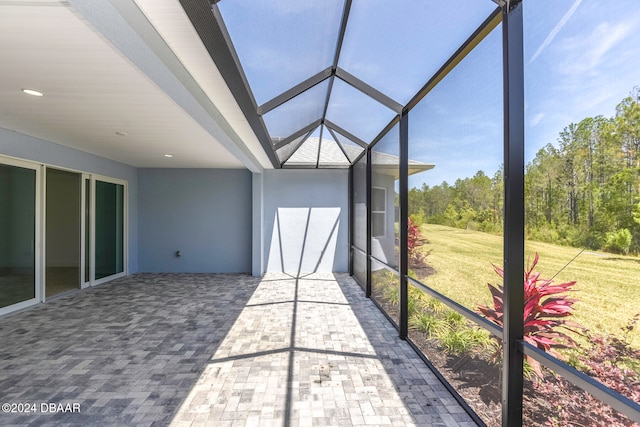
<box><xmin>0</xmin><ymin>163</ymin><xmax>36</xmax><ymax>309</ymax></box>
<box><xmin>45</xmin><ymin>168</ymin><xmax>81</xmax><ymax>297</ymax></box>
<box><xmin>95</xmin><ymin>180</ymin><xmax>124</xmax><ymax>280</ymax></box>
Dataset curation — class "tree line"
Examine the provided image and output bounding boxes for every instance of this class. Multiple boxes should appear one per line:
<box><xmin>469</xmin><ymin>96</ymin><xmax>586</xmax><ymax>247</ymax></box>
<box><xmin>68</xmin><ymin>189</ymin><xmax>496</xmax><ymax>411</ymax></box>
<box><xmin>408</xmin><ymin>87</ymin><xmax>640</xmax><ymax>255</ymax></box>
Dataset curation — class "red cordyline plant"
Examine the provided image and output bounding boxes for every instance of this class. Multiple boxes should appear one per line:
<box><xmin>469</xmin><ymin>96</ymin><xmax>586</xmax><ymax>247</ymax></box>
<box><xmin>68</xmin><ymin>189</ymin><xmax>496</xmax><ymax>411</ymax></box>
<box><xmin>529</xmin><ymin>329</ymin><xmax>640</xmax><ymax>427</ymax></box>
<box><xmin>398</xmin><ymin>218</ymin><xmax>427</xmax><ymax>268</ymax></box>
<box><xmin>407</xmin><ymin>217</ymin><xmax>421</xmax><ymax>262</ymax></box>
<box><xmin>477</xmin><ymin>253</ymin><xmax>582</xmax><ymax>378</ymax></box>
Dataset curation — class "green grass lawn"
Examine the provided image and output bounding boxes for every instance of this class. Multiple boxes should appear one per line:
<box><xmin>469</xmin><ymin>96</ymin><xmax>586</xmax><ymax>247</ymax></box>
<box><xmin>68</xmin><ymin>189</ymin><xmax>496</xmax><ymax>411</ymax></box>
<box><xmin>415</xmin><ymin>224</ymin><xmax>640</xmax><ymax>348</ymax></box>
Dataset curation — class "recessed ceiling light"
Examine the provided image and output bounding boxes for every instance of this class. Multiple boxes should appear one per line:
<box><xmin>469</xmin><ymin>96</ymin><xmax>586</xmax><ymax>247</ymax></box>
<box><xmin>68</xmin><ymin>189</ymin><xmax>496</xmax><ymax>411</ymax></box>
<box><xmin>22</xmin><ymin>89</ymin><xmax>43</xmax><ymax>97</ymax></box>
<box><xmin>164</xmin><ymin>154</ymin><xmax>173</xmax><ymax>158</ymax></box>
<box><xmin>115</xmin><ymin>131</ymin><xmax>127</xmax><ymax>136</ymax></box>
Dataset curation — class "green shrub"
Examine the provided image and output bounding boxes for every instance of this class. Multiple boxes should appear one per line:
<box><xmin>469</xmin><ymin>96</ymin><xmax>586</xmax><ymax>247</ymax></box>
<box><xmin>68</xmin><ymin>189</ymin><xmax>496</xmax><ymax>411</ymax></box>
<box><xmin>528</xmin><ymin>223</ymin><xmax>560</xmax><ymax>244</ymax></box>
<box><xmin>444</xmin><ymin>310</ymin><xmax>465</xmax><ymax>327</ymax></box>
<box><xmin>438</xmin><ymin>328</ymin><xmax>484</xmax><ymax>355</ymax></box>
<box><xmin>407</xmin><ymin>287</ymin><xmax>424</xmax><ymax>317</ymax></box>
<box><xmin>382</xmin><ymin>284</ymin><xmax>399</xmax><ymax>306</ymax></box>
<box><xmin>409</xmin><ymin>210</ymin><xmax>426</xmax><ymax>229</ymax></box>
<box><xmin>604</xmin><ymin>228</ymin><xmax>632</xmax><ymax>255</ymax></box>
<box><xmin>409</xmin><ymin>312</ymin><xmax>447</xmax><ymax>337</ymax></box>
<box><xmin>418</xmin><ymin>294</ymin><xmax>447</xmax><ymax>314</ymax></box>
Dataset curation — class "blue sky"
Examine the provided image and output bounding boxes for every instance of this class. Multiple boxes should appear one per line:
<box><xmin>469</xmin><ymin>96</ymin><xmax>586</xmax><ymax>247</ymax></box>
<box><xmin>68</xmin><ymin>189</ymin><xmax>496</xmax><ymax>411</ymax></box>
<box><xmin>409</xmin><ymin>0</ymin><xmax>640</xmax><ymax>189</ymax></box>
<box><xmin>218</xmin><ymin>0</ymin><xmax>640</xmax><ymax>188</ymax></box>
<box><xmin>524</xmin><ymin>0</ymin><xmax>640</xmax><ymax>166</ymax></box>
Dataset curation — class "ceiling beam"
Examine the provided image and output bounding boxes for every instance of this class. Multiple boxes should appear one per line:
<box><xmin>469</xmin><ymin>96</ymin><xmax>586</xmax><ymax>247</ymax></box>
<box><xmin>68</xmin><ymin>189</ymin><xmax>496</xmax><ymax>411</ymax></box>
<box><xmin>405</xmin><ymin>7</ymin><xmax>502</xmax><ymax>113</ymax></box>
<box><xmin>324</xmin><ymin>120</ymin><xmax>367</xmax><ymax>149</ymax></box>
<box><xmin>315</xmin><ymin>124</ymin><xmax>325</xmax><ymax>168</ymax></box>
<box><xmin>273</xmin><ymin>120</ymin><xmax>321</xmax><ymax>150</ymax></box>
<box><xmin>330</xmin><ymin>0</ymin><xmax>352</xmax><ymax>69</ymax></box>
<box><xmin>280</xmin><ymin>129</ymin><xmax>313</xmax><ymax>166</ymax></box>
<box><xmin>368</xmin><ymin>114</ymin><xmax>400</xmax><ymax>151</ymax></box>
<box><xmin>258</xmin><ymin>68</ymin><xmax>332</xmax><ymax>115</ymax></box>
<box><xmin>318</xmin><ymin>0</ymin><xmax>353</xmax><ymax>129</ymax></box>
<box><xmin>335</xmin><ymin>68</ymin><xmax>403</xmax><ymax>113</ymax></box>
<box><xmin>326</xmin><ymin>126</ymin><xmax>353</xmax><ymax>163</ymax></box>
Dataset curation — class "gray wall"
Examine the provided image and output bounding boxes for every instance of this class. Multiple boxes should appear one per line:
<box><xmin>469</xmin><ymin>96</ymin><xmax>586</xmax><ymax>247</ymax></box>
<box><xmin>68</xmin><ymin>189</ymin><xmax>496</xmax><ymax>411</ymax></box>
<box><xmin>1</xmin><ymin>128</ymin><xmax>351</xmax><ymax>277</ymax></box>
<box><xmin>0</xmin><ymin>127</ymin><xmax>139</xmax><ymax>273</ymax></box>
<box><xmin>263</xmin><ymin>169</ymin><xmax>349</xmax><ymax>274</ymax></box>
<box><xmin>137</xmin><ymin>168</ymin><xmax>252</xmax><ymax>273</ymax></box>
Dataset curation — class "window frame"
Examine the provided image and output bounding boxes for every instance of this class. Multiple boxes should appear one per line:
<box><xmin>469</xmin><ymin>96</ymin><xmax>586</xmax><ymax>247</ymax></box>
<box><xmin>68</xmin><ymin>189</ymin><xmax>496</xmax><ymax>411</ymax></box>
<box><xmin>371</xmin><ymin>186</ymin><xmax>387</xmax><ymax>238</ymax></box>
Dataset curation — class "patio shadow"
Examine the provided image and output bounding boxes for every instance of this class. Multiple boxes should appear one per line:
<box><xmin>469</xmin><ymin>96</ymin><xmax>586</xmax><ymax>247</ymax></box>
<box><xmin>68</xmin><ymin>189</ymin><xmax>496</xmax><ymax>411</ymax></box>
<box><xmin>169</xmin><ymin>273</ymin><xmax>477</xmax><ymax>426</ymax></box>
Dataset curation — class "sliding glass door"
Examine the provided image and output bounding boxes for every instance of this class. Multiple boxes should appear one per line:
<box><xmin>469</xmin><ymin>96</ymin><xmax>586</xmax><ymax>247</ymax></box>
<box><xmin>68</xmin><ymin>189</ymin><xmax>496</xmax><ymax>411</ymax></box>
<box><xmin>93</xmin><ymin>178</ymin><xmax>125</xmax><ymax>283</ymax></box>
<box><xmin>44</xmin><ymin>172</ymin><xmax>126</xmax><ymax>293</ymax></box>
<box><xmin>45</xmin><ymin>168</ymin><xmax>81</xmax><ymax>297</ymax></box>
<box><xmin>0</xmin><ymin>157</ymin><xmax>127</xmax><ymax>314</ymax></box>
<box><xmin>0</xmin><ymin>159</ymin><xmax>40</xmax><ymax>314</ymax></box>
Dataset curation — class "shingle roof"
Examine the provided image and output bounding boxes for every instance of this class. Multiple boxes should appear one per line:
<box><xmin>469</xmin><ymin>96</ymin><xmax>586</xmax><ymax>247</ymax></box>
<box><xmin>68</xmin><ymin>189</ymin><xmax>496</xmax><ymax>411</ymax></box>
<box><xmin>283</xmin><ymin>137</ymin><xmax>434</xmax><ymax>177</ymax></box>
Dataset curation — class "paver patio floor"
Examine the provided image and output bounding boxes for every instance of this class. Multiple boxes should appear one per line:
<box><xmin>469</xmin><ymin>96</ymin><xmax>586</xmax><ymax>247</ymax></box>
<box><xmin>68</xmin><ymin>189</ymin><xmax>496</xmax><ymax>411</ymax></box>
<box><xmin>0</xmin><ymin>273</ymin><xmax>476</xmax><ymax>426</ymax></box>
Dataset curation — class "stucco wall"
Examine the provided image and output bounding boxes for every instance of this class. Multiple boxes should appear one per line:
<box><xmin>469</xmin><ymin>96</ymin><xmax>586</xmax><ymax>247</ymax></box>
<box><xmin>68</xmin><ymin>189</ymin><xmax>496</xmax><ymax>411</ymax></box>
<box><xmin>137</xmin><ymin>168</ymin><xmax>252</xmax><ymax>273</ymax></box>
<box><xmin>263</xmin><ymin>169</ymin><xmax>349</xmax><ymax>274</ymax></box>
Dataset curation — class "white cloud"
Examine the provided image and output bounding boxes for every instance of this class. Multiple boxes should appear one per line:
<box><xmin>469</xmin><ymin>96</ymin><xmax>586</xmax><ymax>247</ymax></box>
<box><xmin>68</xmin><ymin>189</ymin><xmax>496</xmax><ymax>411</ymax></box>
<box><xmin>529</xmin><ymin>113</ymin><xmax>545</xmax><ymax>127</ymax></box>
<box><xmin>529</xmin><ymin>0</ymin><xmax>582</xmax><ymax>64</ymax></box>
<box><xmin>556</xmin><ymin>12</ymin><xmax>639</xmax><ymax>76</ymax></box>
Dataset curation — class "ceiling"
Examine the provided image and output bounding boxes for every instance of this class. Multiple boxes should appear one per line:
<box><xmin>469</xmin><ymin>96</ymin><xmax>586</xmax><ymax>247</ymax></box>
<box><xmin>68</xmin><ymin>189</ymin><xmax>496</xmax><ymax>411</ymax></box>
<box><xmin>0</xmin><ymin>0</ymin><xmax>271</xmax><ymax>171</ymax></box>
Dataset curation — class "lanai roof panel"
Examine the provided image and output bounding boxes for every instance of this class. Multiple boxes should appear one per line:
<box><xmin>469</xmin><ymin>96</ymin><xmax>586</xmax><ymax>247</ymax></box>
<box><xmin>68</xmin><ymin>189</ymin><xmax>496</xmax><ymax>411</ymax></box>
<box><xmin>217</xmin><ymin>0</ymin><xmax>344</xmax><ymax>106</ymax></box>
<box><xmin>192</xmin><ymin>0</ymin><xmax>500</xmax><ymax>168</ymax></box>
<box><xmin>325</xmin><ymin>78</ymin><xmax>397</xmax><ymax>143</ymax></box>
<box><xmin>338</xmin><ymin>0</ymin><xmax>498</xmax><ymax>105</ymax></box>
<box><xmin>262</xmin><ymin>79</ymin><xmax>330</xmax><ymax>139</ymax></box>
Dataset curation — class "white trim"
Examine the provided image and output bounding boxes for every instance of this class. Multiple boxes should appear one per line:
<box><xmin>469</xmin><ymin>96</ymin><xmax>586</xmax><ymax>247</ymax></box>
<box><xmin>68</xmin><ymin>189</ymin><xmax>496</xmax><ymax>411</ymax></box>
<box><xmin>371</xmin><ymin>186</ymin><xmax>387</xmax><ymax>238</ymax></box>
<box><xmin>43</xmin><ymin>164</ymin><xmax>86</xmax><ymax>299</ymax></box>
<box><xmin>36</xmin><ymin>164</ymin><xmax>43</xmax><ymax>304</ymax></box>
<box><xmin>0</xmin><ymin>154</ymin><xmax>42</xmax><ymax>170</ymax></box>
<box><xmin>80</xmin><ymin>174</ymin><xmax>91</xmax><ymax>289</ymax></box>
<box><xmin>251</xmin><ymin>172</ymin><xmax>264</xmax><ymax>277</ymax></box>
<box><xmin>89</xmin><ymin>175</ymin><xmax>96</xmax><ymax>286</ymax></box>
<box><xmin>90</xmin><ymin>175</ymin><xmax>128</xmax><ymax>286</ymax></box>
<box><xmin>41</xmin><ymin>164</ymin><xmax>47</xmax><ymax>302</ymax></box>
<box><xmin>0</xmin><ymin>157</ymin><xmax>41</xmax><ymax>316</ymax></box>
<box><xmin>92</xmin><ymin>271</ymin><xmax>127</xmax><ymax>287</ymax></box>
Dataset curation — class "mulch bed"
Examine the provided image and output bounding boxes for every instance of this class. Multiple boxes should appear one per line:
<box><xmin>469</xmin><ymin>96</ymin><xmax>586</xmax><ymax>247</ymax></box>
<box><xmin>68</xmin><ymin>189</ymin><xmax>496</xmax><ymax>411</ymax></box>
<box><xmin>409</xmin><ymin>330</ymin><xmax>502</xmax><ymax>427</ymax></box>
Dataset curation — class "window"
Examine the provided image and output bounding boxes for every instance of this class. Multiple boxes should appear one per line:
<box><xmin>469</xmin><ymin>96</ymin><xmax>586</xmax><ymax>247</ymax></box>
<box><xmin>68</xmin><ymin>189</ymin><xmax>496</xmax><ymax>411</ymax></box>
<box><xmin>372</xmin><ymin>186</ymin><xmax>386</xmax><ymax>237</ymax></box>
